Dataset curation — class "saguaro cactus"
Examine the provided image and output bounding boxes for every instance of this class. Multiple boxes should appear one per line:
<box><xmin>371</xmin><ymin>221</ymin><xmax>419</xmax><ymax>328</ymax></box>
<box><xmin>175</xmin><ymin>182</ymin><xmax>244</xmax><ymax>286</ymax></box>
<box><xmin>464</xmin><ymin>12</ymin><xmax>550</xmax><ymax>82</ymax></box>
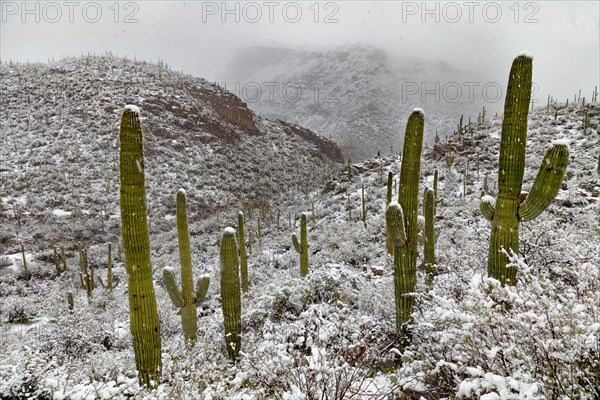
<box><xmin>163</xmin><ymin>189</ymin><xmax>210</xmax><ymax>343</ymax></box>
<box><xmin>98</xmin><ymin>242</ymin><xmax>119</xmax><ymax>293</ymax></box>
<box><xmin>480</xmin><ymin>54</ymin><xmax>569</xmax><ymax>285</ymax></box>
<box><xmin>361</xmin><ymin>184</ymin><xmax>367</xmax><ymax>228</ymax></box>
<box><xmin>423</xmin><ymin>187</ymin><xmax>435</xmax><ymax>286</ymax></box>
<box><xmin>220</xmin><ymin>228</ymin><xmax>241</xmax><ymax>361</ymax></box>
<box><xmin>21</xmin><ymin>243</ymin><xmax>30</xmax><ymax>281</ymax></box>
<box><xmin>119</xmin><ymin>105</ymin><xmax>162</xmax><ymax>386</ymax></box>
<box><xmin>386</xmin><ymin>171</ymin><xmax>393</xmax><ymax>255</ymax></box>
<box><xmin>292</xmin><ymin>213</ymin><xmax>309</xmax><ymax>277</ymax></box>
<box><xmin>237</xmin><ymin>211</ymin><xmax>249</xmax><ymax>293</ymax></box>
<box><xmin>385</xmin><ymin>109</ymin><xmax>424</xmax><ymax>332</ymax></box>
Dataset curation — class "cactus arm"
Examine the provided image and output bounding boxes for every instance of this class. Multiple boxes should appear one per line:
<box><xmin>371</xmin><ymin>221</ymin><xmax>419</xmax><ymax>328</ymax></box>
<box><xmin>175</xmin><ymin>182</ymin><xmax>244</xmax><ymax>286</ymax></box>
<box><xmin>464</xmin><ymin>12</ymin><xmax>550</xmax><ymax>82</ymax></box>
<box><xmin>386</xmin><ymin>171</ymin><xmax>394</xmax><ymax>254</ymax></box>
<box><xmin>237</xmin><ymin>211</ymin><xmax>249</xmax><ymax>293</ymax></box>
<box><xmin>163</xmin><ymin>267</ymin><xmax>185</xmax><ymax>308</ymax></box>
<box><xmin>195</xmin><ymin>274</ymin><xmax>210</xmax><ymax>303</ymax></box>
<box><xmin>385</xmin><ymin>202</ymin><xmax>407</xmax><ymax>247</ymax></box>
<box><xmin>220</xmin><ymin>227</ymin><xmax>241</xmax><ymax>361</ymax></box>
<box><xmin>292</xmin><ymin>233</ymin><xmax>301</xmax><ymax>253</ymax></box>
<box><xmin>119</xmin><ymin>105</ymin><xmax>162</xmax><ymax>385</ymax></box>
<box><xmin>480</xmin><ymin>195</ymin><xmax>496</xmax><ymax>221</ymax></box>
<box><xmin>518</xmin><ymin>143</ymin><xmax>569</xmax><ymax>222</ymax></box>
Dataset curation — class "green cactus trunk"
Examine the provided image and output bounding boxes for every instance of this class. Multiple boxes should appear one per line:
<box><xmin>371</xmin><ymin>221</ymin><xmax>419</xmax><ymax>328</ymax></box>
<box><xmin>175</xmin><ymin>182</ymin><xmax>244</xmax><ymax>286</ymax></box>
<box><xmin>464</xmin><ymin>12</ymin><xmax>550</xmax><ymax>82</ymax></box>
<box><xmin>119</xmin><ymin>106</ymin><xmax>162</xmax><ymax>386</ymax></box>
<box><xmin>361</xmin><ymin>184</ymin><xmax>367</xmax><ymax>228</ymax></box>
<box><xmin>220</xmin><ymin>228</ymin><xmax>241</xmax><ymax>361</ymax></box>
<box><xmin>433</xmin><ymin>169</ymin><xmax>438</xmax><ymax>215</ymax></box>
<box><xmin>485</xmin><ymin>55</ymin><xmax>569</xmax><ymax>285</ymax></box>
<box><xmin>238</xmin><ymin>211</ymin><xmax>249</xmax><ymax>293</ymax></box>
<box><xmin>488</xmin><ymin>55</ymin><xmax>532</xmax><ymax>284</ymax></box>
<box><xmin>424</xmin><ymin>187</ymin><xmax>435</xmax><ymax>286</ymax></box>
<box><xmin>386</xmin><ymin>171</ymin><xmax>393</xmax><ymax>255</ymax></box>
<box><xmin>21</xmin><ymin>243</ymin><xmax>30</xmax><ymax>281</ymax></box>
<box><xmin>292</xmin><ymin>213</ymin><xmax>309</xmax><ymax>277</ymax></box>
<box><xmin>393</xmin><ymin>110</ymin><xmax>424</xmax><ymax>332</ymax></box>
<box><xmin>176</xmin><ymin>189</ymin><xmax>198</xmax><ymax>343</ymax></box>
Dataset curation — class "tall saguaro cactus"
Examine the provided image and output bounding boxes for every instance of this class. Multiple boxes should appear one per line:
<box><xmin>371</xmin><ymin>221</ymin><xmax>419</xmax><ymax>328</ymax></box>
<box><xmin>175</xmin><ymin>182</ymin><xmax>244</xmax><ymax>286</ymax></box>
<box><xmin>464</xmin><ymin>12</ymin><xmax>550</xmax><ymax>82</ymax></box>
<box><xmin>385</xmin><ymin>109</ymin><xmax>424</xmax><ymax>332</ymax></box>
<box><xmin>119</xmin><ymin>105</ymin><xmax>162</xmax><ymax>386</ymax></box>
<box><xmin>480</xmin><ymin>54</ymin><xmax>569</xmax><ymax>285</ymax></box>
<box><xmin>163</xmin><ymin>189</ymin><xmax>210</xmax><ymax>343</ymax></box>
<box><xmin>220</xmin><ymin>228</ymin><xmax>241</xmax><ymax>361</ymax></box>
<box><xmin>237</xmin><ymin>211</ymin><xmax>249</xmax><ymax>293</ymax></box>
<box><xmin>292</xmin><ymin>213</ymin><xmax>309</xmax><ymax>277</ymax></box>
<box><xmin>423</xmin><ymin>187</ymin><xmax>435</xmax><ymax>286</ymax></box>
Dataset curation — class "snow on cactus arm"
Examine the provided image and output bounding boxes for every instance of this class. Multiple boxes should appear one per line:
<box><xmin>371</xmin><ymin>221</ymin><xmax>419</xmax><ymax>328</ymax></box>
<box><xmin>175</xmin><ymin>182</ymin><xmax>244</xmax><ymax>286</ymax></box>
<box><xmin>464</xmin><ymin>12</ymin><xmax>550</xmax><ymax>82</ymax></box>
<box><xmin>518</xmin><ymin>143</ymin><xmax>569</xmax><ymax>221</ymax></box>
<box><xmin>195</xmin><ymin>274</ymin><xmax>210</xmax><ymax>302</ymax></box>
<box><xmin>385</xmin><ymin>202</ymin><xmax>407</xmax><ymax>247</ymax></box>
<box><xmin>480</xmin><ymin>195</ymin><xmax>496</xmax><ymax>222</ymax></box>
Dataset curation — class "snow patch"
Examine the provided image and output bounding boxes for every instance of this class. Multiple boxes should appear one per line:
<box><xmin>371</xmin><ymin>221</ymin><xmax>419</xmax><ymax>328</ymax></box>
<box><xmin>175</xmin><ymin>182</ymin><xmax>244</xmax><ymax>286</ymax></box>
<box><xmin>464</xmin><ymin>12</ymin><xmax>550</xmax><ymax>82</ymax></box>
<box><xmin>517</xmin><ymin>51</ymin><xmax>534</xmax><ymax>59</ymax></box>
<box><xmin>124</xmin><ymin>104</ymin><xmax>140</xmax><ymax>115</ymax></box>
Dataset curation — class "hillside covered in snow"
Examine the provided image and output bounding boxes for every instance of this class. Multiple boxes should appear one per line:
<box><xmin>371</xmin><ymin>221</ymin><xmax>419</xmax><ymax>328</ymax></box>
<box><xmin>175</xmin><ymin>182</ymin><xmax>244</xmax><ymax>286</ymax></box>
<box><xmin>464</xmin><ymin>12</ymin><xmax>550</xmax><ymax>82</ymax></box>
<box><xmin>0</xmin><ymin>55</ymin><xmax>342</xmax><ymax>256</ymax></box>
<box><xmin>0</xmin><ymin>53</ymin><xmax>599</xmax><ymax>400</ymax></box>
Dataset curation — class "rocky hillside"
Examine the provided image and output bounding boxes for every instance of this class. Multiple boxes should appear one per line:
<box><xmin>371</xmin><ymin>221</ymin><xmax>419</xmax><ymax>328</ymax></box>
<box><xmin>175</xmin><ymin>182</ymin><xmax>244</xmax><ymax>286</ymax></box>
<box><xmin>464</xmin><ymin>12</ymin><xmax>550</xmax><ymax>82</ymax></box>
<box><xmin>0</xmin><ymin>55</ymin><xmax>598</xmax><ymax>399</ymax></box>
<box><xmin>222</xmin><ymin>44</ymin><xmax>488</xmax><ymax>161</ymax></box>
<box><xmin>0</xmin><ymin>55</ymin><xmax>342</xmax><ymax>254</ymax></box>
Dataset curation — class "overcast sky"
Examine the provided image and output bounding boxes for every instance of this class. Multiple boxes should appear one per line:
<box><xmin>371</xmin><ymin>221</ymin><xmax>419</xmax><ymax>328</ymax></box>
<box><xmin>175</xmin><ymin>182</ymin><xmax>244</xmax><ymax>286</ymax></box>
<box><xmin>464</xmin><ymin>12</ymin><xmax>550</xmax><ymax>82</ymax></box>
<box><xmin>1</xmin><ymin>1</ymin><xmax>598</xmax><ymax>102</ymax></box>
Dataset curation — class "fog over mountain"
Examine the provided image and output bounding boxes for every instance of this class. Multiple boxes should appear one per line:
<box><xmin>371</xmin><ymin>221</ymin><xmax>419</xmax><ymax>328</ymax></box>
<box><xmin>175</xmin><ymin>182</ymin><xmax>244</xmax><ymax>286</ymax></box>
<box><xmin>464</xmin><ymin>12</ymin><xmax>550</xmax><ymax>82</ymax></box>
<box><xmin>222</xmin><ymin>43</ymin><xmax>492</xmax><ymax>160</ymax></box>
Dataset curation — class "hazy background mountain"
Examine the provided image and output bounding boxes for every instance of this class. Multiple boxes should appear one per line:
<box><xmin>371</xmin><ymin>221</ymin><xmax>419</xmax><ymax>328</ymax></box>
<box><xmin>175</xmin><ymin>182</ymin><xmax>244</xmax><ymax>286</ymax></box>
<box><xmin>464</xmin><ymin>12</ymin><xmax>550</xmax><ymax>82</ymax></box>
<box><xmin>221</xmin><ymin>43</ymin><xmax>493</xmax><ymax>160</ymax></box>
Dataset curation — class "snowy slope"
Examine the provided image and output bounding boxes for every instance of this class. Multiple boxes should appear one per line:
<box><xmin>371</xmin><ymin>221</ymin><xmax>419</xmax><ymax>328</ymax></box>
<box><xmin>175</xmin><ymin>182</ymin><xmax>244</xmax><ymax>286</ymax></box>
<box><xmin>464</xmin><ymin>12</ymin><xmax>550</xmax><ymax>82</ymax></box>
<box><xmin>0</xmin><ymin>55</ymin><xmax>342</xmax><ymax>256</ymax></box>
<box><xmin>0</xmin><ymin>56</ymin><xmax>599</xmax><ymax>399</ymax></box>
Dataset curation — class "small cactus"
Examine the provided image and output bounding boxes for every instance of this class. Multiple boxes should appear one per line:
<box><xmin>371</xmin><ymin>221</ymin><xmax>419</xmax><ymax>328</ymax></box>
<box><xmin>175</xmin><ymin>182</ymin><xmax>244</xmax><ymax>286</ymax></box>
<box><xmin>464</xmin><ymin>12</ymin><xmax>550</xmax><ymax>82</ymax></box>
<box><xmin>79</xmin><ymin>244</ymin><xmax>94</xmax><ymax>299</ymax></box>
<box><xmin>220</xmin><ymin>227</ymin><xmax>241</xmax><ymax>361</ymax></box>
<box><xmin>238</xmin><ymin>211</ymin><xmax>249</xmax><ymax>293</ymax></box>
<box><xmin>292</xmin><ymin>213</ymin><xmax>309</xmax><ymax>277</ymax></box>
<box><xmin>423</xmin><ymin>187</ymin><xmax>435</xmax><ymax>287</ymax></box>
<box><xmin>98</xmin><ymin>242</ymin><xmax>119</xmax><ymax>293</ymax></box>
<box><xmin>163</xmin><ymin>189</ymin><xmax>210</xmax><ymax>343</ymax></box>
<box><xmin>21</xmin><ymin>243</ymin><xmax>30</xmax><ymax>281</ymax></box>
<box><xmin>67</xmin><ymin>291</ymin><xmax>74</xmax><ymax>311</ymax></box>
<box><xmin>361</xmin><ymin>184</ymin><xmax>367</xmax><ymax>228</ymax></box>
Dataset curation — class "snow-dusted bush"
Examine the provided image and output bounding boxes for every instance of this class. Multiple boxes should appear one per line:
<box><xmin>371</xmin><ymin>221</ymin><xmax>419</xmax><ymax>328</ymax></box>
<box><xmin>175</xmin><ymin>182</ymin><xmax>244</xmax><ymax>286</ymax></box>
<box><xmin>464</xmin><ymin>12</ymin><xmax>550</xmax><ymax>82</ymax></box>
<box><xmin>401</xmin><ymin>245</ymin><xmax>600</xmax><ymax>399</ymax></box>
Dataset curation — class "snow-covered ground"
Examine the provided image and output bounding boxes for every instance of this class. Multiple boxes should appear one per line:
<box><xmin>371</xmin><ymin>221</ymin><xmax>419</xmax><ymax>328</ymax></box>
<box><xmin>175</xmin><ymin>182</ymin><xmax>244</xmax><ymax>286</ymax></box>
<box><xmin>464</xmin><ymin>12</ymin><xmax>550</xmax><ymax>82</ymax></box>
<box><xmin>0</xmin><ymin>55</ymin><xmax>599</xmax><ymax>399</ymax></box>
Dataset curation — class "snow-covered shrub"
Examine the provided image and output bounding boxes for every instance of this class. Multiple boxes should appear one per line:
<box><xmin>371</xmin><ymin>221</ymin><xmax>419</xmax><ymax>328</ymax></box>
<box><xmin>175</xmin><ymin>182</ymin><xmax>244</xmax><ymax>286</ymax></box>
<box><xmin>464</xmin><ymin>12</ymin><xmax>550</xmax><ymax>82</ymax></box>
<box><xmin>0</xmin><ymin>363</ymin><xmax>52</xmax><ymax>400</ymax></box>
<box><xmin>401</xmin><ymin>247</ymin><xmax>600</xmax><ymax>399</ymax></box>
